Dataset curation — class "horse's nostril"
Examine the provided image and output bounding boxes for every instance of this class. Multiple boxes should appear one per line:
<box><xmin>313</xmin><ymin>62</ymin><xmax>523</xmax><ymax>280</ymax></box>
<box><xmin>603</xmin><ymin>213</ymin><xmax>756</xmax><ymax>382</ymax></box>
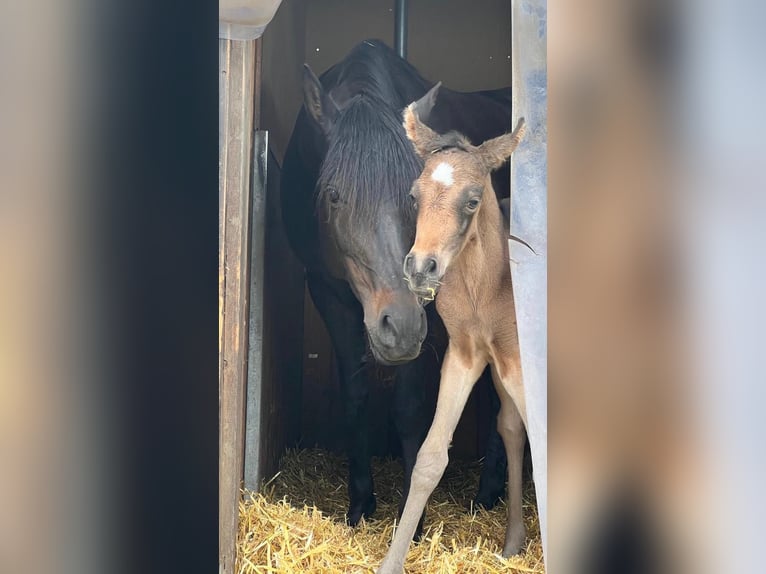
<box><xmin>381</xmin><ymin>314</ymin><xmax>395</xmax><ymax>333</ymax></box>
<box><xmin>403</xmin><ymin>254</ymin><xmax>414</xmax><ymax>275</ymax></box>
<box><xmin>425</xmin><ymin>257</ymin><xmax>438</xmax><ymax>275</ymax></box>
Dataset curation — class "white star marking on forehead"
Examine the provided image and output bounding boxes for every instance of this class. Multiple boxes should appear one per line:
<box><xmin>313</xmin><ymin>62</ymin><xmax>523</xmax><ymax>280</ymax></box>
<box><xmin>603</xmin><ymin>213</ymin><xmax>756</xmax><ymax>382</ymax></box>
<box><xmin>430</xmin><ymin>162</ymin><xmax>454</xmax><ymax>186</ymax></box>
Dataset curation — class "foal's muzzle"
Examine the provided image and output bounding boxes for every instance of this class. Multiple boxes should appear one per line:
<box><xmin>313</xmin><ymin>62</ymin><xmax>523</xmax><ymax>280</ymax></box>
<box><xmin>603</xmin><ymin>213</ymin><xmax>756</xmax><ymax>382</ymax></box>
<box><xmin>403</xmin><ymin>252</ymin><xmax>443</xmax><ymax>302</ymax></box>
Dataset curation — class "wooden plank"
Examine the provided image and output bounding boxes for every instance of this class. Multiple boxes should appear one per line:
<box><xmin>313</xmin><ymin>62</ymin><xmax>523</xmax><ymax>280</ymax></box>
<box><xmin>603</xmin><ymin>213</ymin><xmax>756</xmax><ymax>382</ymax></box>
<box><xmin>219</xmin><ymin>37</ymin><xmax>256</xmax><ymax>574</ymax></box>
<box><xmin>301</xmin><ymin>286</ymin><xmax>340</xmax><ymax>450</ymax></box>
<box><xmin>253</xmin><ymin>37</ymin><xmax>263</xmax><ymax>128</ymax></box>
<box><xmin>258</xmin><ymin>149</ymin><xmax>306</xmax><ymax>481</ymax></box>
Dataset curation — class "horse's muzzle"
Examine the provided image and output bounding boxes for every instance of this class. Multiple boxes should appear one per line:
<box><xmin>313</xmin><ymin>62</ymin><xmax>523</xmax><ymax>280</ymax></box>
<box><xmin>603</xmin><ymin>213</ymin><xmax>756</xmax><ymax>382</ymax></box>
<box><xmin>366</xmin><ymin>300</ymin><xmax>427</xmax><ymax>365</ymax></box>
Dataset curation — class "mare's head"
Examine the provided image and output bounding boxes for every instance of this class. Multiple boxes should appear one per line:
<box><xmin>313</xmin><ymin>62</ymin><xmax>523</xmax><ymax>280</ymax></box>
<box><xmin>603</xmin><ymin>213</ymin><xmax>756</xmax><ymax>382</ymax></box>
<box><xmin>303</xmin><ymin>64</ymin><xmax>427</xmax><ymax>365</ymax></box>
<box><xmin>401</xmin><ymin>84</ymin><xmax>526</xmax><ymax>300</ymax></box>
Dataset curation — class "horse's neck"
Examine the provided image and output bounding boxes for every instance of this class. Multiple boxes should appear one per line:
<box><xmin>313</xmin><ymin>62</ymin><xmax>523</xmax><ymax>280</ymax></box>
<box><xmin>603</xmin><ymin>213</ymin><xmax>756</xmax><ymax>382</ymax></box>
<box><xmin>445</xmin><ymin>179</ymin><xmax>508</xmax><ymax>303</ymax></box>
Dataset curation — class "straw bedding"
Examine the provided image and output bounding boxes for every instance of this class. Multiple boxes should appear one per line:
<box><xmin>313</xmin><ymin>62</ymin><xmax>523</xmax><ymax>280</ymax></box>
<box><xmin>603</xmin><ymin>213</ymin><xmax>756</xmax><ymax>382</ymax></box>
<box><xmin>238</xmin><ymin>448</ymin><xmax>543</xmax><ymax>573</ymax></box>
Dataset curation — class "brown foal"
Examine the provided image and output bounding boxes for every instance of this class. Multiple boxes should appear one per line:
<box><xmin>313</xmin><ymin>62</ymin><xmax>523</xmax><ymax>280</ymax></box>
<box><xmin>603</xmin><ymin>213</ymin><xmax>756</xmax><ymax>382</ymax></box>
<box><xmin>377</xmin><ymin>87</ymin><xmax>527</xmax><ymax>574</ymax></box>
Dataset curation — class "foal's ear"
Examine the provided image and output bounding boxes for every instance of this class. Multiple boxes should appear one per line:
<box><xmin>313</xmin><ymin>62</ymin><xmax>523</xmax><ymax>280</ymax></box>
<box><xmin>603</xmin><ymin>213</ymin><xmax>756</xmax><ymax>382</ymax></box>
<box><xmin>403</xmin><ymin>109</ymin><xmax>442</xmax><ymax>158</ymax></box>
<box><xmin>403</xmin><ymin>105</ymin><xmax>440</xmax><ymax>157</ymax></box>
<box><xmin>478</xmin><ymin>117</ymin><xmax>527</xmax><ymax>170</ymax></box>
<box><xmin>403</xmin><ymin>82</ymin><xmax>443</xmax><ymax>156</ymax></box>
<box><xmin>303</xmin><ymin>64</ymin><xmax>338</xmax><ymax>134</ymax></box>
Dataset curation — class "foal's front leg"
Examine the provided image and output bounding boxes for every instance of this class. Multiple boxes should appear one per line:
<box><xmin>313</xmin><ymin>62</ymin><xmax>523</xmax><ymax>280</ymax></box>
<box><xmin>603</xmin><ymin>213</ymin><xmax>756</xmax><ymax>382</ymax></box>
<box><xmin>377</xmin><ymin>346</ymin><xmax>486</xmax><ymax>574</ymax></box>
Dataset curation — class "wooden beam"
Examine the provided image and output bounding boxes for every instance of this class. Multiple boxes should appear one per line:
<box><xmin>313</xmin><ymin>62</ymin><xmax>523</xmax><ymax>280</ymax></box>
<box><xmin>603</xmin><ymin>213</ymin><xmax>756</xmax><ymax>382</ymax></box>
<box><xmin>253</xmin><ymin>37</ymin><xmax>263</xmax><ymax>129</ymax></box>
<box><xmin>219</xmin><ymin>37</ymin><xmax>256</xmax><ymax>574</ymax></box>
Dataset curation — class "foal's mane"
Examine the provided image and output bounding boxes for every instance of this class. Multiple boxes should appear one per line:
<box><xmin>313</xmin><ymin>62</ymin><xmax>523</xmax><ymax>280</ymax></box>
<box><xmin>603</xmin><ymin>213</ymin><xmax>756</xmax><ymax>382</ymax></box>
<box><xmin>316</xmin><ymin>41</ymin><xmax>427</xmax><ymax>224</ymax></box>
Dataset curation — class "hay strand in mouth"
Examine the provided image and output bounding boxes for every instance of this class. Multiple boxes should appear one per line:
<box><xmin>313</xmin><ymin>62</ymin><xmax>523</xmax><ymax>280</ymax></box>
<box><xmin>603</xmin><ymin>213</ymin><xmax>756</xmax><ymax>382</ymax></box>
<box><xmin>238</xmin><ymin>448</ymin><xmax>544</xmax><ymax>573</ymax></box>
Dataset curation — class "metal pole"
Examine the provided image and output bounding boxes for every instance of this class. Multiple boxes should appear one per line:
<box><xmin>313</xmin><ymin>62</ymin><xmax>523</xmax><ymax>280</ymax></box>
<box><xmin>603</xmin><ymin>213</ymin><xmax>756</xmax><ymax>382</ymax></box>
<box><xmin>244</xmin><ymin>130</ymin><xmax>268</xmax><ymax>492</ymax></box>
<box><xmin>394</xmin><ymin>0</ymin><xmax>408</xmax><ymax>59</ymax></box>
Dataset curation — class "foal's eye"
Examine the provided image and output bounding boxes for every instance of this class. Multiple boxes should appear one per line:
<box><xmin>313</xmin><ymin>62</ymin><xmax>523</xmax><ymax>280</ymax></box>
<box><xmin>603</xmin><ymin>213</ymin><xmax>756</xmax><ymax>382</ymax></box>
<box><xmin>409</xmin><ymin>192</ymin><xmax>418</xmax><ymax>209</ymax></box>
<box><xmin>466</xmin><ymin>198</ymin><xmax>480</xmax><ymax>211</ymax></box>
<box><xmin>327</xmin><ymin>187</ymin><xmax>340</xmax><ymax>204</ymax></box>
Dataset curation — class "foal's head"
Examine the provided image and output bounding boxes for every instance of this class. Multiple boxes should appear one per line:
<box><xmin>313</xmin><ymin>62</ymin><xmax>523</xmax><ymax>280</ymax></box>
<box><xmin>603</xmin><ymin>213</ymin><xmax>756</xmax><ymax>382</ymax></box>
<box><xmin>401</xmin><ymin>84</ymin><xmax>526</xmax><ymax>300</ymax></box>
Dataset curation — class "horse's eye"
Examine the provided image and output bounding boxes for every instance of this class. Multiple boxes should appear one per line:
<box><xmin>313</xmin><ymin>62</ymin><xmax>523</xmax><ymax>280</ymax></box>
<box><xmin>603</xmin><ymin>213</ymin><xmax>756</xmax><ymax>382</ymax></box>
<box><xmin>466</xmin><ymin>198</ymin><xmax>480</xmax><ymax>211</ymax></box>
<box><xmin>409</xmin><ymin>192</ymin><xmax>418</xmax><ymax>209</ymax></box>
<box><xmin>328</xmin><ymin>188</ymin><xmax>340</xmax><ymax>204</ymax></box>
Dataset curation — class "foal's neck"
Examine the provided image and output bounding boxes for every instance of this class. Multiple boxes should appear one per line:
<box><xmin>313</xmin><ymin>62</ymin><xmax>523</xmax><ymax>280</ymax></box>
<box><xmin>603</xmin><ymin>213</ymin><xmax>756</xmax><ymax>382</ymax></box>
<box><xmin>446</xmin><ymin>177</ymin><xmax>509</xmax><ymax>303</ymax></box>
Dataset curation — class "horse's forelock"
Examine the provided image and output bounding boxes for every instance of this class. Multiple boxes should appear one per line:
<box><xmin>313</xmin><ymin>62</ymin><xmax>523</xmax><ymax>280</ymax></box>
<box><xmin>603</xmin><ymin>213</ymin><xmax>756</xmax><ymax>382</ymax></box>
<box><xmin>317</xmin><ymin>95</ymin><xmax>422</xmax><ymax>224</ymax></box>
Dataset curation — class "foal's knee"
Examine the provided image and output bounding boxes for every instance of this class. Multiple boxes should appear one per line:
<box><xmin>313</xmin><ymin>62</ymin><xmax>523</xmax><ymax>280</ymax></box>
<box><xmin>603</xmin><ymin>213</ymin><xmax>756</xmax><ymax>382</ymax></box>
<box><xmin>411</xmin><ymin>448</ymin><xmax>449</xmax><ymax>491</ymax></box>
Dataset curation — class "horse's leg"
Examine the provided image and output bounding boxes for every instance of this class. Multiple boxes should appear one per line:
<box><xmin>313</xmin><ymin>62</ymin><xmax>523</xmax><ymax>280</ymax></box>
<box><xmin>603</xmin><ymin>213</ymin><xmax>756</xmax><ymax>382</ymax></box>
<box><xmin>491</xmin><ymin>363</ymin><xmax>528</xmax><ymax>557</ymax></box>
<box><xmin>306</xmin><ymin>274</ymin><xmax>375</xmax><ymax>525</ymax></box>
<box><xmin>339</xmin><ymin>351</ymin><xmax>376</xmax><ymax>526</ymax></box>
<box><xmin>377</xmin><ymin>346</ymin><xmax>486</xmax><ymax>574</ymax></box>
<box><xmin>474</xmin><ymin>368</ymin><xmax>508</xmax><ymax>510</ymax></box>
<box><xmin>392</xmin><ymin>356</ymin><xmax>430</xmax><ymax>540</ymax></box>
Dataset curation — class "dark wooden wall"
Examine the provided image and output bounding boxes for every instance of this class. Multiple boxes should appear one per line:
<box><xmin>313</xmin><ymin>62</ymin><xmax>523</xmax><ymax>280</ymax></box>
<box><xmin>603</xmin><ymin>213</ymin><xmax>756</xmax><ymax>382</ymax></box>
<box><xmin>254</xmin><ymin>149</ymin><xmax>305</xmax><ymax>482</ymax></box>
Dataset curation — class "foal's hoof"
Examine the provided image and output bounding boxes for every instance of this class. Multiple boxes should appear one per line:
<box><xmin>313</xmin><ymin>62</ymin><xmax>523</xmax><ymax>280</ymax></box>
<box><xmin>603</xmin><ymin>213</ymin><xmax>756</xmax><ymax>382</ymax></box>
<box><xmin>346</xmin><ymin>494</ymin><xmax>376</xmax><ymax>527</ymax></box>
<box><xmin>376</xmin><ymin>565</ymin><xmax>403</xmax><ymax>574</ymax></box>
<box><xmin>502</xmin><ymin>525</ymin><xmax>527</xmax><ymax>558</ymax></box>
<box><xmin>376</xmin><ymin>557</ymin><xmax>404</xmax><ymax>574</ymax></box>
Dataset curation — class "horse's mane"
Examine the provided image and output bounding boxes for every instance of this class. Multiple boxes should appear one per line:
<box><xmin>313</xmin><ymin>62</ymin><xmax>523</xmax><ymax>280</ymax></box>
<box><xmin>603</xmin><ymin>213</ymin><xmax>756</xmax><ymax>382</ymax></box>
<box><xmin>316</xmin><ymin>40</ymin><xmax>428</xmax><ymax>224</ymax></box>
<box><xmin>331</xmin><ymin>40</ymin><xmax>430</xmax><ymax>105</ymax></box>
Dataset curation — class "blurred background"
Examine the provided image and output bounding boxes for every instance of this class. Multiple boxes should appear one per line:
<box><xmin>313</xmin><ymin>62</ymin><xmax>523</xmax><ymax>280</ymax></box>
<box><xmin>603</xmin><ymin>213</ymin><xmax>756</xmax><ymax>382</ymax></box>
<box><xmin>2</xmin><ymin>0</ymin><xmax>766</xmax><ymax>573</ymax></box>
<box><xmin>549</xmin><ymin>0</ymin><xmax>766</xmax><ymax>572</ymax></box>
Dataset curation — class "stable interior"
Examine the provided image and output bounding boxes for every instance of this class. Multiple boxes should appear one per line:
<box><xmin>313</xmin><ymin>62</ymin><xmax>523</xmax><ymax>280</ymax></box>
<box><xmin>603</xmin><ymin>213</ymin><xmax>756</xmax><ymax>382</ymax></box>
<box><xmin>237</xmin><ymin>2</ymin><xmax>545</xmax><ymax>572</ymax></box>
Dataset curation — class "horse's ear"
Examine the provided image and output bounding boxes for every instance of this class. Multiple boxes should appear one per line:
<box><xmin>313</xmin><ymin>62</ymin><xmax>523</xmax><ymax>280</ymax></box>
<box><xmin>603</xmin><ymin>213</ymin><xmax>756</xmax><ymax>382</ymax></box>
<box><xmin>403</xmin><ymin>102</ymin><xmax>441</xmax><ymax>157</ymax></box>
<box><xmin>411</xmin><ymin>81</ymin><xmax>441</xmax><ymax>125</ymax></box>
<box><xmin>478</xmin><ymin>117</ymin><xmax>526</xmax><ymax>170</ymax></box>
<box><xmin>303</xmin><ymin>64</ymin><xmax>338</xmax><ymax>134</ymax></box>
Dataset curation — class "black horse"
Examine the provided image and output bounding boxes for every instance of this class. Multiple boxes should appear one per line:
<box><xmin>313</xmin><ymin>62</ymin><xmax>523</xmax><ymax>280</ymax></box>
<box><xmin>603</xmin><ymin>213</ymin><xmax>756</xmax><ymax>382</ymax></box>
<box><xmin>281</xmin><ymin>40</ymin><xmax>513</xmax><ymax>532</ymax></box>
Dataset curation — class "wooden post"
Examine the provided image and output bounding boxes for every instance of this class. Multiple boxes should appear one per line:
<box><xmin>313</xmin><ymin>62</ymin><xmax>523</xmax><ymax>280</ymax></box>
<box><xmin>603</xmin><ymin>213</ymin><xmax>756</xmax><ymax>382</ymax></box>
<box><xmin>253</xmin><ymin>37</ymin><xmax>263</xmax><ymax>129</ymax></box>
<box><xmin>219</xmin><ymin>37</ymin><xmax>256</xmax><ymax>574</ymax></box>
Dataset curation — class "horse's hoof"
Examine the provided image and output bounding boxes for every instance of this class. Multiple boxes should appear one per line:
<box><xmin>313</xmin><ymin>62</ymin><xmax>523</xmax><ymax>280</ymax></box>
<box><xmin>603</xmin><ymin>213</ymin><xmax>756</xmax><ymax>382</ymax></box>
<box><xmin>346</xmin><ymin>494</ymin><xmax>376</xmax><ymax>527</ymax></box>
<box><xmin>473</xmin><ymin>489</ymin><xmax>504</xmax><ymax>511</ymax></box>
<box><xmin>474</xmin><ymin>475</ymin><xmax>506</xmax><ymax>511</ymax></box>
<box><xmin>502</xmin><ymin>525</ymin><xmax>527</xmax><ymax>558</ymax></box>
